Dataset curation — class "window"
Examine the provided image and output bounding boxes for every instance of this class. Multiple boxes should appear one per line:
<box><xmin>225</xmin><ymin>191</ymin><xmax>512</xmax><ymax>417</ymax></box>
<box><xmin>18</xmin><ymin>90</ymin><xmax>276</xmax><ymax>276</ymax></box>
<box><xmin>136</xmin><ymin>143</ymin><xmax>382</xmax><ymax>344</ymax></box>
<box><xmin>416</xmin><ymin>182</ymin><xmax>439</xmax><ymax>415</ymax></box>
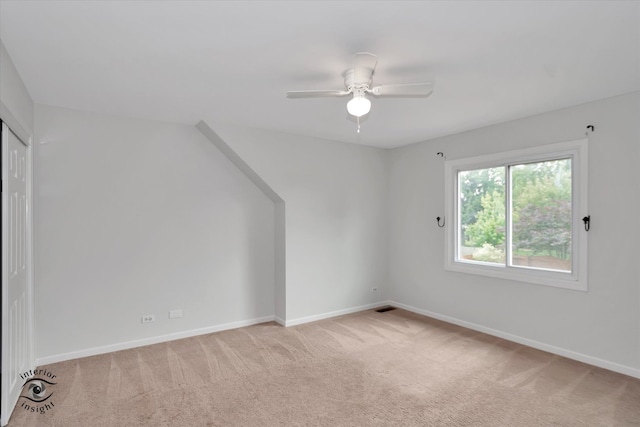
<box><xmin>445</xmin><ymin>139</ymin><xmax>588</xmax><ymax>291</ymax></box>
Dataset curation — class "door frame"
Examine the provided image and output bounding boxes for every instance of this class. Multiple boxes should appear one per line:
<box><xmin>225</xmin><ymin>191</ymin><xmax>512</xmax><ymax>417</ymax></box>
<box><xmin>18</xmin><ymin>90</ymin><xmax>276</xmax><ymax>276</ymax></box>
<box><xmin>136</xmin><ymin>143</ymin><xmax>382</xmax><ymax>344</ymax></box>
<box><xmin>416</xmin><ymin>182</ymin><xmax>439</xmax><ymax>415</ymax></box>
<box><xmin>0</xmin><ymin>103</ymin><xmax>35</xmax><ymax>426</ymax></box>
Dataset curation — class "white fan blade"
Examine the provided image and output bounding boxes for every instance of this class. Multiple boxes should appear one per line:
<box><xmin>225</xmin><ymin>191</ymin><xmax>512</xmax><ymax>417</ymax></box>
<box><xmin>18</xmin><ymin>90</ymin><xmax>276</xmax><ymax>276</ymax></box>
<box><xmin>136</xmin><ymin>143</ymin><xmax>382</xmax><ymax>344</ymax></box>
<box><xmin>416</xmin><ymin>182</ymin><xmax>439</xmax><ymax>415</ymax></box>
<box><xmin>369</xmin><ymin>83</ymin><xmax>433</xmax><ymax>96</ymax></box>
<box><xmin>286</xmin><ymin>90</ymin><xmax>350</xmax><ymax>98</ymax></box>
<box><xmin>353</xmin><ymin>52</ymin><xmax>377</xmax><ymax>85</ymax></box>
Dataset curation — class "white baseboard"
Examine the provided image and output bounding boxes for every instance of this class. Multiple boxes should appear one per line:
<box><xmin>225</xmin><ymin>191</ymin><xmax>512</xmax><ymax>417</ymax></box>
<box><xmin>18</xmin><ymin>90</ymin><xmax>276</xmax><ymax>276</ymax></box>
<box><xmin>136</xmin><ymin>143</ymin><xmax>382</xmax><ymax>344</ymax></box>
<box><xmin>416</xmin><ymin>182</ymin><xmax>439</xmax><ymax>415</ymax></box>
<box><xmin>390</xmin><ymin>301</ymin><xmax>640</xmax><ymax>380</ymax></box>
<box><xmin>38</xmin><ymin>301</ymin><xmax>637</xmax><ymax>380</ymax></box>
<box><xmin>285</xmin><ymin>301</ymin><xmax>391</xmax><ymax>327</ymax></box>
<box><xmin>35</xmin><ymin>301</ymin><xmax>391</xmax><ymax>366</ymax></box>
<box><xmin>35</xmin><ymin>315</ymin><xmax>275</xmax><ymax>366</ymax></box>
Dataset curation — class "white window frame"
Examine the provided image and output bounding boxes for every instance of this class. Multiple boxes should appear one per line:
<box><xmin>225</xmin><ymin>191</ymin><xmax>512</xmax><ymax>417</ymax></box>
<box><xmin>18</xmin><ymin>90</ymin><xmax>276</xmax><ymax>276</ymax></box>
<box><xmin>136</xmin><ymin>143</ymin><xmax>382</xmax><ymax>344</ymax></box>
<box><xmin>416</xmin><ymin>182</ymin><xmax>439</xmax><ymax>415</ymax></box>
<box><xmin>444</xmin><ymin>139</ymin><xmax>588</xmax><ymax>291</ymax></box>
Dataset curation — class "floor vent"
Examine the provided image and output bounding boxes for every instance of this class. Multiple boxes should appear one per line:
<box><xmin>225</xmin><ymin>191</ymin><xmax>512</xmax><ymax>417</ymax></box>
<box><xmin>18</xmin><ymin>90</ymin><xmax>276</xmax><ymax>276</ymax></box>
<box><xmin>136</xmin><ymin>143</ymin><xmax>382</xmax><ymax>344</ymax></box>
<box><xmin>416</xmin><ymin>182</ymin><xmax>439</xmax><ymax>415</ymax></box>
<box><xmin>375</xmin><ymin>306</ymin><xmax>396</xmax><ymax>313</ymax></box>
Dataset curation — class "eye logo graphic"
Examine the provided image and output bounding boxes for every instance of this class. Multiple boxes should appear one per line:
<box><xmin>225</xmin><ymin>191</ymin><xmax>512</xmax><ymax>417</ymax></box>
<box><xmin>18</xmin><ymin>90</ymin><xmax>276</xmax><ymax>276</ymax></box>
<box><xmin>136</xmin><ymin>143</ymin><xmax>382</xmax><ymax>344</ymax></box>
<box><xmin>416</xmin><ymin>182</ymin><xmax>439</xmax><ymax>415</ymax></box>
<box><xmin>19</xmin><ymin>369</ymin><xmax>57</xmax><ymax>415</ymax></box>
<box><xmin>23</xmin><ymin>379</ymin><xmax>54</xmax><ymax>403</ymax></box>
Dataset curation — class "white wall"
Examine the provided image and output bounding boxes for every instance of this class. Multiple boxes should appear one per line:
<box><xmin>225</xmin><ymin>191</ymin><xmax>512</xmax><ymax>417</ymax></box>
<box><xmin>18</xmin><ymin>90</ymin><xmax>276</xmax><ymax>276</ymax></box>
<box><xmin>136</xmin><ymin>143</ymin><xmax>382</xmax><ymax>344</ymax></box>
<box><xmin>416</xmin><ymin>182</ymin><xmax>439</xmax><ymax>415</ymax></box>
<box><xmin>213</xmin><ymin>124</ymin><xmax>389</xmax><ymax>323</ymax></box>
<box><xmin>34</xmin><ymin>105</ymin><xmax>276</xmax><ymax>360</ymax></box>
<box><xmin>389</xmin><ymin>92</ymin><xmax>640</xmax><ymax>373</ymax></box>
<box><xmin>195</xmin><ymin>121</ymin><xmax>286</xmax><ymax>323</ymax></box>
<box><xmin>0</xmin><ymin>40</ymin><xmax>33</xmax><ymax>138</ymax></box>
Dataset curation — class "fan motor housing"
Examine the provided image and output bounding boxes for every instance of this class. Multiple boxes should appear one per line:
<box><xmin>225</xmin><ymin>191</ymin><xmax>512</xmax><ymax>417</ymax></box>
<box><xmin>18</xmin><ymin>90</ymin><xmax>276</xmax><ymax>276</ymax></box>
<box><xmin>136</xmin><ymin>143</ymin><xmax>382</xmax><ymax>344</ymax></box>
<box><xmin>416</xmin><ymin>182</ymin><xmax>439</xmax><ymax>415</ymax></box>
<box><xmin>343</xmin><ymin>69</ymin><xmax>370</xmax><ymax>91</ymax></box>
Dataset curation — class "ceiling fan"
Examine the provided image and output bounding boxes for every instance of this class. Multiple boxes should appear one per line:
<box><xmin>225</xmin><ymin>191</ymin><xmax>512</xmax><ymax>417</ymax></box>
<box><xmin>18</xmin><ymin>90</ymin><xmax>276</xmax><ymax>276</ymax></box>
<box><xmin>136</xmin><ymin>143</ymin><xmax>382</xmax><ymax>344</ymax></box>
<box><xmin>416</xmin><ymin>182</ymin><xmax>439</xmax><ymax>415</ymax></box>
<box><xmin>286</xmin><ymin>52</ymin><xmax>433</xmax><ymax>122</ymax></box>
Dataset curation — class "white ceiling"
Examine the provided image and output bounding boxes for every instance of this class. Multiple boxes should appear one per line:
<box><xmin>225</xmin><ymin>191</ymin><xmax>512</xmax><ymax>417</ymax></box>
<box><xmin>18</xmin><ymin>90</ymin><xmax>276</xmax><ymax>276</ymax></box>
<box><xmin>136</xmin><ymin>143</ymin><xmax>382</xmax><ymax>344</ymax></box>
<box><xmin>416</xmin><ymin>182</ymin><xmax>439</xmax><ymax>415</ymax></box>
<box><xmin>1</xmin><ymin>1</ymin><xmax>638</xmax><ymax>148</ymax></box>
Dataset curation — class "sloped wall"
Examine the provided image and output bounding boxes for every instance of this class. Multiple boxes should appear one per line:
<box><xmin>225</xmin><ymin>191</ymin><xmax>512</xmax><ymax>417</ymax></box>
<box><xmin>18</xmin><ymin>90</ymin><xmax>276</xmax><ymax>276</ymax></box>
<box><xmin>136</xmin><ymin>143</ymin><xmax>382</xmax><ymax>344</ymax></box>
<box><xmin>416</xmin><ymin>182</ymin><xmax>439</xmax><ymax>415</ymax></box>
<box><xmin>212</xmin><ymin>123</ymin><xmax>390</xmax><ymax>324</ymax></box>
<box><xmin>196</xmin><ymin>121</ymin><xmax>286</xmax><ymax>323</ymax></box>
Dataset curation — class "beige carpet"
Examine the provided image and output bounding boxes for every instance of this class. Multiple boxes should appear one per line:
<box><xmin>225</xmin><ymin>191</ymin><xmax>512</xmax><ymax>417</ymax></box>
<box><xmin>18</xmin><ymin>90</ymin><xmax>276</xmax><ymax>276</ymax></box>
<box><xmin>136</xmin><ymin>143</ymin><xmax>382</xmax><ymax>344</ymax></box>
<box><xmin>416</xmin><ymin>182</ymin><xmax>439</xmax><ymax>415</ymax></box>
<box><xmin>9</xmin><ymin>308</ymin><xmax>640</xmax><ymax>426</ymax></box>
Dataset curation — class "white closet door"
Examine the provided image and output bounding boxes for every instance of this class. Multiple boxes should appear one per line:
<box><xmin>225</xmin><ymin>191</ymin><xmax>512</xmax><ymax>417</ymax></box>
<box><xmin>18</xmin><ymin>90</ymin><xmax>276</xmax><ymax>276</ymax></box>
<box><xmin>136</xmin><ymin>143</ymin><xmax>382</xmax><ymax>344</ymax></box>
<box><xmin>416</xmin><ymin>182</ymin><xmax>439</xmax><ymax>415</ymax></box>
<box><xmin>1</xmin><ymin>122</ymin><xmax>31</xmax><ymax>426</ymax></box>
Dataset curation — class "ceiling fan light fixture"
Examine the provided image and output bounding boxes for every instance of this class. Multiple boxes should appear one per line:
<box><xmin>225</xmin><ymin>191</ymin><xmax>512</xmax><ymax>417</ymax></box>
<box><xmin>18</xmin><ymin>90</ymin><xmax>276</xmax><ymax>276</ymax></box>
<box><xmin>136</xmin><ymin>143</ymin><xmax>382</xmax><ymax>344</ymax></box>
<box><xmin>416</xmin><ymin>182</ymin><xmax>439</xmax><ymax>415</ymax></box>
<box><xmin>347</xmin><ymin>94</ymin><xmax>371</xmax><ymax>117</ymax></box>
<box><xmin>286</xmin><ymin>53</ymin><xmax>434</xmax><ymax>126</ymax></box>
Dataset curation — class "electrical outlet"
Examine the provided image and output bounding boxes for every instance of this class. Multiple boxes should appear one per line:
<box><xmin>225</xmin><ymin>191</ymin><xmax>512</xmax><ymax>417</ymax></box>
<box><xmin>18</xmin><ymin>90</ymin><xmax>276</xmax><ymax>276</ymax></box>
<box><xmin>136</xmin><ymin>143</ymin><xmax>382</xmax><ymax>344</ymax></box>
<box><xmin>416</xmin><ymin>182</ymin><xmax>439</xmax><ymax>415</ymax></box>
<box><xmin>372</xmin><ymin>287</ymin><xmax>378</xmax><ymax>292</ymax></box>
<box><xmin>169</xmin><ymin>309</ymin><xmax>183</xmax><ymax>319</ymax></box>
<box><xmin>141</xmin><ymin>314</ymin><xmax>155</xmax><ymax>324</ymax></box>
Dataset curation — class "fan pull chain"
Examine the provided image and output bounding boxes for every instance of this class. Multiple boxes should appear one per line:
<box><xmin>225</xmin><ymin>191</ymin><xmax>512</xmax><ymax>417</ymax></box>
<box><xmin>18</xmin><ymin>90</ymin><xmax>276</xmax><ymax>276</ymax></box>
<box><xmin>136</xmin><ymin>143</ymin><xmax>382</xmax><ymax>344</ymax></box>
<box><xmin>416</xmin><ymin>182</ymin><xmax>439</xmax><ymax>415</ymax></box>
<box><xmin>357</xmin><ymin>116</ymin><xmax>361</xmax><ymax>133</ymax></box>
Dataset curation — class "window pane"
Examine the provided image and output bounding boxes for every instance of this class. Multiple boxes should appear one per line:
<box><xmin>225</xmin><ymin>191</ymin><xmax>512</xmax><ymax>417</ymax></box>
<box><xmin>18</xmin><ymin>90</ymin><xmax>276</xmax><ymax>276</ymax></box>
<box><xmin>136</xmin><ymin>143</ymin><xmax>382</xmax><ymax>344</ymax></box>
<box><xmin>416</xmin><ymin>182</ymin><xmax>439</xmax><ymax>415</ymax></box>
<box><xmin>458</xmin><ymin>167</ymin><xmax>505</xmax><ymax>264</ymax></box>
<box><xmin>510</xmin><ymin>159</ymin><xmax>572</xmax><ymax>272</ymax></box>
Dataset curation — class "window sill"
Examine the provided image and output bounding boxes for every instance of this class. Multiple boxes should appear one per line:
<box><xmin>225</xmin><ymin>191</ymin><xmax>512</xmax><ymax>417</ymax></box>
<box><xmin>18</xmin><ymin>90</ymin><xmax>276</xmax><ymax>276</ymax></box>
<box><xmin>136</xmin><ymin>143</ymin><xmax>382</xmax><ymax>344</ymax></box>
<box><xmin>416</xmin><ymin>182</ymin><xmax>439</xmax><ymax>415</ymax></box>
<box><xmin>445</xmin><ymin>261</ymin><xmax>588</xmax><ymax>292</ymax></box>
